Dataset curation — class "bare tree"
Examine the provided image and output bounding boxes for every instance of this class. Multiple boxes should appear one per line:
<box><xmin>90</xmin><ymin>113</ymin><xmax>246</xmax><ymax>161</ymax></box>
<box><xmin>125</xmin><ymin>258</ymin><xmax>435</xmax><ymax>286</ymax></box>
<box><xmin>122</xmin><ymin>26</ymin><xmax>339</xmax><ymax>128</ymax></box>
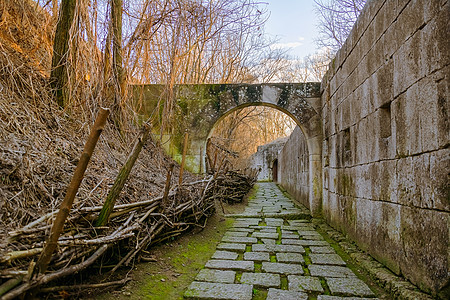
<box><xmin>50</xmin><ymin>0</ymin><xmax>76</xmax><ymax>107</ymax></box>
<box><xmin>314</xmin><ymin>0</ymin><xmax>366</xmax><ymax>55</ymax></box>
<box><xmin>210</xmin><ymin>106</ymin><xmax>296</xmax><ymax>169</ymax></box>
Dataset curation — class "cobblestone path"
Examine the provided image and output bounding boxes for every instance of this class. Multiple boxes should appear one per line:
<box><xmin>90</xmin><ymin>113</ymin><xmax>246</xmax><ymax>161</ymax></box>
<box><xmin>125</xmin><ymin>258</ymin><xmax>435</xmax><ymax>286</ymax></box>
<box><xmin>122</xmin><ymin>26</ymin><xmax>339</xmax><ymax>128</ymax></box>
<box><xmin>184</xmin><ymin>182</ymin><xmax>379</xmax><ymax>300</ymax></box>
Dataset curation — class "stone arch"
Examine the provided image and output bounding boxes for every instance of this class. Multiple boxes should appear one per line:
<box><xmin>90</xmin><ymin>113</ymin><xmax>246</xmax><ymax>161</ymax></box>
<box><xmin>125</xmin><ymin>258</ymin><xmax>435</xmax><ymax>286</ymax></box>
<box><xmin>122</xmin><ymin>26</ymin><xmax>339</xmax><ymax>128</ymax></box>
<box><xmin>272</xmin><ymin>159</ymin><xmax>278</xmax><ymax>183</ymax></box>
<box><xmin>203</xmin><ymin>100</ymin><xmax>322</xmax><ymax>216</ymax></box>
<box><xmin>133</xmin><ymin>83</ymin><xmax>323</xmax><ymax>216</ymax></box>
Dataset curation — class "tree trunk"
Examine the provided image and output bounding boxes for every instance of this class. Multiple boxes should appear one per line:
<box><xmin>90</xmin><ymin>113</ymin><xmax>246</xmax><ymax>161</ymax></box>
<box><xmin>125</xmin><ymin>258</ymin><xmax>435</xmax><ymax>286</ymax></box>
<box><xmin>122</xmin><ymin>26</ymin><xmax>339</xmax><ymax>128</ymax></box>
<box><xmin>95</xmin><ymin>124</ymin><xmax>151</xmax><ymax>227</ymax></box>
<box><xmin>111</xmin><ymin>0</ymin><xmax>124</xmax><ymax>117</ymax></box>
<box><xmin>50</xmin><ymin>0</ymin><xmax>76</xmax><ymax>107</ymax></box>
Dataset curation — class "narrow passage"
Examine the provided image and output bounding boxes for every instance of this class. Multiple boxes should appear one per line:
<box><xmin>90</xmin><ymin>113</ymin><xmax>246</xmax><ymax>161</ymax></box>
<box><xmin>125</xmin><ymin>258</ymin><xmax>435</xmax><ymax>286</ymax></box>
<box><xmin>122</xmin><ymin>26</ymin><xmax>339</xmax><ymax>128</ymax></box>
<box><xmin>184</xmin><ymin>182</ymin><xmax>378</xmax><ymax>300</ymax></box>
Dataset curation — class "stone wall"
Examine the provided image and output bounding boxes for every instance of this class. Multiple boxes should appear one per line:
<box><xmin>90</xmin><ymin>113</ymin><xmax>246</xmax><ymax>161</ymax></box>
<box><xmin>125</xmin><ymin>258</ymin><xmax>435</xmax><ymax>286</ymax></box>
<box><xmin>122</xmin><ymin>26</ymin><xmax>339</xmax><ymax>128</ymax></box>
<box><xmin>321</xmin><ymin>0</ymin><xmax>449</xmax><ymax>295</ymax></box>
<box><xmin>250</xmin><ymin>137</ymin><xmax>287</xmax><ymax>181</ymax></box>
<box><xmin>278</xmin><ymin>0</ymin><xmax>449</xmax><ymax>295</ymax></box>
<box><xmin>278</xmin><ymin>127</ymin><xmax>310</xmax><ymax>208</ymax></box>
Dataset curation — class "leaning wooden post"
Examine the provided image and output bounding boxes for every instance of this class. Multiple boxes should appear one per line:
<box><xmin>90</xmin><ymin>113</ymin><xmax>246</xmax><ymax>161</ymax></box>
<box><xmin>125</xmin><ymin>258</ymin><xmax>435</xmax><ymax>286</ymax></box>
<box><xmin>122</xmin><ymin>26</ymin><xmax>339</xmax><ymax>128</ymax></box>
<box><xmin>95</xmin><ymin>123</ymin><xmax>151</xmax><ymax>227</ymax></box>
<box><xmin>34</xmin><ymin>108</ymin><xmax>109</xmax><ymax>276</ymax></box>
<box><xmin>178</xmin><ymin>131</ymin><xmax>189</xmax><ymax>186</ymax></box>
<box><xmin>162</xmin><ymin>163</ymin><xmax>175</xmax><ymax>209</ymax></box>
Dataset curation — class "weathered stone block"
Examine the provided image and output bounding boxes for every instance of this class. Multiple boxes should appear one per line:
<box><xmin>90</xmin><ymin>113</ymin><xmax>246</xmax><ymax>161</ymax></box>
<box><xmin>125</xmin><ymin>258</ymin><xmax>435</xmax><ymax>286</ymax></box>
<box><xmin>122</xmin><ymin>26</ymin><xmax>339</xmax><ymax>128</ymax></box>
<box><xmin>399</xmin><ymin>206</ymin><xmax>449</xmax><ymax>293</ymax></box>
<box><xmin>240</xmin><ymin>272</ymin><xmax>280</xmax><ymax>288</ymax></box>
<box><xmin>195</xmin><ymin>269</ymin><xmax>236</xmax><ymax>283</ymax></box>
<box><xmin>309</xmin><ymin>253</ymin><xmax>346</xmax><ymax>266</ymax></box>
<box><xmin>393</xmin><ymin>91</ymin><xmax>422</xmax><ymax>156</ymax></box>
<box><xmin>309</xmin><ymin>265</ymin><xmax>356</xmax><ymax>278</ymax></box>
<box><xmin>184</xmin><ymin>282</ymin><xmax>253</xmax><ymax>300</ymax></box>
<box><xmin>276</xmin><ymin>253</ymin><xmax>304</xmax><ymax>264</ymax></box>
<box><xmin>244</xmin><ymin>252</ymin><xmax>270</xmax><ymax>261</ymax></box>
<box><xmin>288</xmin><ymin>275</ymin><xmax>324</xmax><ymax>292</ymax></box>
<box><xmin>205</xmin><ymin>260</ymin><xmax>254</xmax><ymax>272</ymax></box>
<box><xmin>429</xmin><ymin>149</ymin><xmax>450</xmax><ymax>211</ymax></box>
<box><xmin>355</xmin><ymin>199</ymin><xmax>402</xmax><ymax>275</ymax></box>
<box><xmin>251</xmin><ymin>232</ymin><xmax>279</xmax><ymax>239</ymax></box>
<box><xmin>224</xmin><ymin>231</ymin><xmax>249</xmax><ymax>237</ymax></box>
<box><xmin>221</xmin><ymin>236</ymin><xmax>257</xmax><ymax>244</ymax></box>
<box><xmin>212</xmin><ymin>250</ymin><xmax>239</xmax><ymax>260</ymax></box>
<box><xmin>326</xmin><ymin>277</ymin><xmax>375</xmax><ymax>297</ymax></box>
<box><xmin>262</xmin><ymin>262</ymin><xmax>304</xmax><ymax>275</ymax></box>
<box><xmin>216</xmin><ymin>243</ymin><xmax>246</xmax><ymax>252</ymax></box>
<box><xmin>265</xmin><ymin>218</ymin><xmax>284</xmax><ymax>226</ymax></box>
<box><xmin>266</xmin><ymin>288</ymin><xmax>308</xmax><ymax>300</ymax></box>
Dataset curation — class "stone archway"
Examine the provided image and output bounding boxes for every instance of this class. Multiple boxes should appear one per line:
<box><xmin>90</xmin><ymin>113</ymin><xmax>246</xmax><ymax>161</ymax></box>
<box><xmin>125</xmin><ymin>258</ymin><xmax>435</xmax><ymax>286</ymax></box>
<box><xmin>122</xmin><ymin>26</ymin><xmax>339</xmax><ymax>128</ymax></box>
<box><xmin>272</xmin><ymin>159</ymin><xmax>278</xmax><ymax>183</ymax></box>
<box><xmin>133</xmin><ymin>83</ymin><xmax>323</xmax><ymax>216</ymax></box>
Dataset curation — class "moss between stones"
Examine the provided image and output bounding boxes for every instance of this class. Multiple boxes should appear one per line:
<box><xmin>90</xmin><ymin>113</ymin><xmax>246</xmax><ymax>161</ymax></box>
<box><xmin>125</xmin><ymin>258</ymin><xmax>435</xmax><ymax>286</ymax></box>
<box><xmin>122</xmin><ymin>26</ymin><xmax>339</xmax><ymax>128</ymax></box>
<box><xmin>252</xmin><ymin>288</ymin><xmax>268</xmax><ymax>300</ymax></box>
<box><xmin>95</xmin><ymin>215</ymin><xmax>234</xmax><ymax>300</ymax></box>
<box><xmin>254</xmin><ymin>262</ymin><xmax>262</xmax><ymax>273</ymax></box>
<box><xmin>235</xmin><ymin>271</ymin><xmax>243</xmax><ymax>283</ymax></box>
<box><xmin>280</xmin><ymin>276</ymin><xmax>288</xmax><ymax>290</ymax></box>
<box><xmin>319</xmin><ymin>276</ymin><xmax>331</xmax><ymax>295</ymax></box>
<box><xmin>313</xmin><ymin>219</ymin><xmax>390</xmax><ymax>298</ymax></box>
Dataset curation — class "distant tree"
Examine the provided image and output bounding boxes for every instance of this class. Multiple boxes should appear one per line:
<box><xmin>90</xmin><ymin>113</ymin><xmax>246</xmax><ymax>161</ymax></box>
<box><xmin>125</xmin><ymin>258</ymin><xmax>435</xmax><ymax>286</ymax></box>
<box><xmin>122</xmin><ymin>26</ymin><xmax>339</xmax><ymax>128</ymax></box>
<box><xmin>314</xmin><ymin>0</ymin><xmax>366</xmax><ymax>55</ymax></box>
<box><xmin>50</xmin><ymin>0</ymin><xmax>76</xmax><ymax>107</ymax></box>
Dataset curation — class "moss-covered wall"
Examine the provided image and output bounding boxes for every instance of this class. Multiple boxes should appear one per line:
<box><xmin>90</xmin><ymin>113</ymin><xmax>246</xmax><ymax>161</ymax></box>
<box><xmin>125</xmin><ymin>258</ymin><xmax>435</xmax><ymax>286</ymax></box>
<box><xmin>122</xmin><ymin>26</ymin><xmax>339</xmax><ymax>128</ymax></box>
<box><xmin>320</xmin><ymin>0</ymin><xmax>449</xmax><ymax>295</ymax></box>
<box><xmin>131</xmin><ymin>83</ymin><xmax>321</xmax><ymax>175</ymax></box>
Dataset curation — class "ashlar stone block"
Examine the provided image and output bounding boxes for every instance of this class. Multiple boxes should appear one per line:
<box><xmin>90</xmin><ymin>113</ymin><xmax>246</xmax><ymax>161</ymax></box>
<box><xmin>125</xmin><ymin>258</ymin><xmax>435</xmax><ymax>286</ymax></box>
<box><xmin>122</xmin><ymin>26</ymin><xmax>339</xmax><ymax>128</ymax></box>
<box><xmin>262</xmin><ymin>262</ymin><xmax>304</xmax><ymax>275</ymax></box>
<box><xmin>266</xmin><ymin>288</ymin><xmax>308</xmax><ymax>300</ymax></box>
<box><xmin>288</xmin><ymin>275</ymin><xmax>324</xmax><ymax>292</ymax></box>
<box><xmin>240</xmin><ymin>272</ymin><xmax>280</xmax><ymax>288</ymax></box>
<box><xmin>309</xmin><ymin>253</ymin><xmax>346</xmax><ymax>266</ymax></box>
<box><xmin>216</xmin><ymin>243</ymin><xmax>246</xmax><ymax>252</ymax></box>
<box><xmin>276</xmin><ymin>252</ymin><xmax>305</xmax><ymax>263</ymax></box>
<box><xmin>326</xmin><ymin>277</ymin><xmax>375</xmax><ymax>297</ymax></box>
<box><xmin>211</xmin><ymin>250</ymin><xmax>239</xmax><ymax>260</ymax></box>
<box><xmin>309</xmin><ymin>265</ymin><xmax>357</xmax><ymax>278</ymax></box>
<box><xmin>195</xmin><ymin>269</ymin><xmax>236</xmax><ymax>283</ymax></box>
<box><xmin>184</xmin><ymin>282</ymin><xmax>253</xmax><ymax>300</ymax></box>
<box><xmin>205</xmin><ymin>260</ymin><xmax>254</xmax><ymax>271</ymax></box>
<box><xmin>244</xmin><ymin>252</ymin><xmax>270</xmax><ymax>261</ymax></box>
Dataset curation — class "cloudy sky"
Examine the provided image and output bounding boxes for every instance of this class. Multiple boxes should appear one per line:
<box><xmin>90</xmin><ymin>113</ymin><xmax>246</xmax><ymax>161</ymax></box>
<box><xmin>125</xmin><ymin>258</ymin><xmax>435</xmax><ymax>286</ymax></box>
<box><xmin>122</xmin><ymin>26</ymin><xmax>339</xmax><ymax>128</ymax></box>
<box><xmin>264</xmin><ymin>0</ymin><xmax>319</xmax><ymax>59</ymax></box>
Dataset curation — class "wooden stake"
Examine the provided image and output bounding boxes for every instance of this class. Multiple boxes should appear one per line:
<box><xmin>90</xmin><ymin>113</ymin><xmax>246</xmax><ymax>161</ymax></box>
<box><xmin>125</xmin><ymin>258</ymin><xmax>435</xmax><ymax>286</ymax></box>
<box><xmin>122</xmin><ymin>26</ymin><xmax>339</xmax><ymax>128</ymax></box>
<box><xmin>34</xmin><ymin>108</ymin><xmax>109</xmax><ymax>276</ymax></box>
<box><xmin>178</xmin><ymin>131</ymin><xmax>189</xmax><ymax>186</ymax></box>
<box><xmin>95</xmin><ymin>123</ymin><xmax>151</xmax><ymax>227</ymax></box>
<box><xmin>162</xmin><ymin>163</ymin><xmax>175</xmax><ymax>209</ymax></box>
<box><xmin>199</xmin><ymin>147</ymin><xmax>203</xmax><ymax>174</ymax></box>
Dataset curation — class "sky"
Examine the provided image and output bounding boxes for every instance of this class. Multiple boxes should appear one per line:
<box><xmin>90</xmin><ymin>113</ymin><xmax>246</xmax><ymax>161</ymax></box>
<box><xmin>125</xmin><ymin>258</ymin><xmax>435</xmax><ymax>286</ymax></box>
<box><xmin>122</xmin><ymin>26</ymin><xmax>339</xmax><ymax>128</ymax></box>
<box><xmin>263</xmin><ymin>0</ymin><xmax>320</xmax><ymax>59</ymax></box>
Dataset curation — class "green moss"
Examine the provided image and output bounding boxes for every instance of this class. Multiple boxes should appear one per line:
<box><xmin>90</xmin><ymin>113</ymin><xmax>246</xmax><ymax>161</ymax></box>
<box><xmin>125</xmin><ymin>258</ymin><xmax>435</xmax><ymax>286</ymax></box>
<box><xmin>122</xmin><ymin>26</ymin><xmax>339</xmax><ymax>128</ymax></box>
<box><xmin>319</xmin><ymin>277</ymin><xmax>331</xmax><ymax>295</ymax></box>
<box><xmin>235</xmin><ymin>271</ymin><xmax>243</xmax><ymax>283</ymax></box>
<box><xmin>254</xmin><ymin>262</ymin><xmax>262</xmax><ymax>272</ymax></box>
<box><xmin>280</xmin><ymin>276</ymin><xmax>288</xmax><ymax>290</ymax></box>
<box><xmin>95</xmin><ymin>217</ymin><xmax>234</xmax><ymax>300</ymax></box>
<box><xmin>313</xmin><ymin>221</ymin><xmax>383</xmax><ymax>297</ymax></box>
<box><xmin>337</xmin><ymin>173</ymin><xmax>354</xmax><ymax>196</ymax></box>
<box><xmin>252</xmin><ymin>288</ymin><xmax>268</xmax><ymax>300</ymax></box>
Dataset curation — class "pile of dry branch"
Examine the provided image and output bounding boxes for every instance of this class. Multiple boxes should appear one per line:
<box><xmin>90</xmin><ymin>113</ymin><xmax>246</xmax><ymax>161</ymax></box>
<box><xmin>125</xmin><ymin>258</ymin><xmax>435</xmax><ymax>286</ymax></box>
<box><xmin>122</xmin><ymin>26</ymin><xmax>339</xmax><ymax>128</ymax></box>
<box><xmin>205</xmin><ymin>170</ymin><xmax>258</xmax><ymax>204</ymax></box>
<box><xmin>0</xmin><ymin>169</ymin><xmax>256</xmax><ymax>299</ymax></box>
<box><xmin>0</xmin><ymin>1</ymin><xmax>260</xmax><ymax>298</ymax></box>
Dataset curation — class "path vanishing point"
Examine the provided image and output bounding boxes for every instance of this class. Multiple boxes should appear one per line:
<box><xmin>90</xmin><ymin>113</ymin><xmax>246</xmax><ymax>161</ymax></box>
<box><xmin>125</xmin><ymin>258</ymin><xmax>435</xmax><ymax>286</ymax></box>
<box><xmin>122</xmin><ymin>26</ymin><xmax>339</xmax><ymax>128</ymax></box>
<box><xmin>184</xmin><ymin>182</ymin><xmax>378</xmax><ymax>300</ymax></box>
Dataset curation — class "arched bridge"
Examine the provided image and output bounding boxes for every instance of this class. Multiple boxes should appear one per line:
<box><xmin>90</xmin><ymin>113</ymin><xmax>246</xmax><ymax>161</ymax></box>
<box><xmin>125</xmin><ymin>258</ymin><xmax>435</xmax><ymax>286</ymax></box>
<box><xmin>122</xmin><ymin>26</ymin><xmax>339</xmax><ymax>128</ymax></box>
<box><xmin>132</xmin><ymin>83</ymin><xmax>323</xmax><ymax>214</ymax></box>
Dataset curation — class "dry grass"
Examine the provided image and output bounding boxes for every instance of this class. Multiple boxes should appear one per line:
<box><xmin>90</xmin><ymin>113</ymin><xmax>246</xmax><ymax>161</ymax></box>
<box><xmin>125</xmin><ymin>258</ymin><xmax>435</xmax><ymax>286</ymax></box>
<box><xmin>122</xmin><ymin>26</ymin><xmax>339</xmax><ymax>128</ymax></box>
<box><xmin>0</xmin><ymin>0</ymin><xmax>196</xmax><ymax>252</ymax></box>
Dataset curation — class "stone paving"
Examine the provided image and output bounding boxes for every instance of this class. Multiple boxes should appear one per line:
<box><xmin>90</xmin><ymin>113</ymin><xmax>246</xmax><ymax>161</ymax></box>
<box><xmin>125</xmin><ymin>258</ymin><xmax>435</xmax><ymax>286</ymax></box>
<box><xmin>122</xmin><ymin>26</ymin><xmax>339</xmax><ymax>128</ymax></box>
<box><xmin>184</xmin><ymin>182</ymin><xmax>378</xmax><ymax>300</ymax></box>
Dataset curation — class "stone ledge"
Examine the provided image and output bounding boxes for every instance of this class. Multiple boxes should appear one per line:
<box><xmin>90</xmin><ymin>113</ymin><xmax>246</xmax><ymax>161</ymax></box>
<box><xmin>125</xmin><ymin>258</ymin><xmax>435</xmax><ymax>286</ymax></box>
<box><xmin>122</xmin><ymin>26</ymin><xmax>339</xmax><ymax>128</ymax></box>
<box><xmin>313</xmin><ymin>218</ymin><xmax>434</xmax><ymax>300</ymax></box>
